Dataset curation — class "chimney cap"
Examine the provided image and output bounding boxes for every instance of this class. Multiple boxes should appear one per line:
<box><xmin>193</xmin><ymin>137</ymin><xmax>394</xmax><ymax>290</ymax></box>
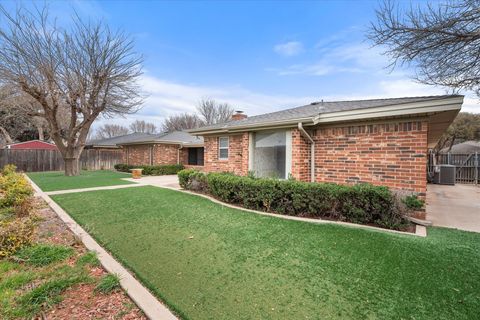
<box><xmin>235</xmin><ymin>110</ymin><xmax>244</xmax><ymax>114</ymax></box>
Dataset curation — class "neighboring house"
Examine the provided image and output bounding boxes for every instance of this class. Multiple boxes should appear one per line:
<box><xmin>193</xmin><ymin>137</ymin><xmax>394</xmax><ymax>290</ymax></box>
<box><xmin>4</xmin><ymin>140</ymin><xmax>57</xmax><ymax>150</ymax></box>
<box><xmin>117</xmin><ymin>131</ymin><xmax>204</xmax><ymax>168</ymax></box>
<box><xmin>440</xmin><ymin>141</ymin><xmax>480</xmax><ymax>154</ymax></box>
<box><xmin>189</xmin><ymin>95</ymin><xmax>464</xmax><ymax>198</ymax></box>
<box><xmin>85</xmin><ymin>132</ymin><xmax>155</xmax><ymax>150</ymax></box>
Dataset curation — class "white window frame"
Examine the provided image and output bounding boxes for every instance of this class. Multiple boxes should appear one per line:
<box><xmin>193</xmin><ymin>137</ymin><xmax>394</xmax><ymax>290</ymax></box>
<box><xmin>248</xmin><ymin>130</ymin><xmax>292</xmax><ymax>179</ymax></box>
<box><xmin>218</xmin><ymin>136</ymin><xmax>229</xmax><ymax>160</ymax></box>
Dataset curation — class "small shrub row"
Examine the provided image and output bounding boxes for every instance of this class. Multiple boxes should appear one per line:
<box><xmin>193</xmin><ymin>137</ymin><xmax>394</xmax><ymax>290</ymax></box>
<box><xmin>114</xmin><ymin>163</ymin><xmax>184</xmax><ymax>175</ymax></box>
<box><xmin>0</xmin><ymin>165</ymin><xmax>33</xmax><ymax>209</ymax></box>
<box><xmin>0</xmin><ymin>165</ymin><xmax>36</xmax><ymax>258</ymax></box>
<box><xmin>178</xmin><ymin>169</ymin><xmax>409</xmax><ymax>230</ymax></box>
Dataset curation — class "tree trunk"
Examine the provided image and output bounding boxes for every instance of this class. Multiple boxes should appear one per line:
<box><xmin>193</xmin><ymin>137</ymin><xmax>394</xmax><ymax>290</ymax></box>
<box><xmin>64</xmin><ymin>157</ymin><xmax>80</xmax><ymax>176</ymax></box>
<box><xmin>37</xmin><ymin>125</ymin><xmax>44</xmax><ymax>141</ymax></box>
<box><xmin>0</xmin><ymin>126</ymin><xmax>13</xmax><ymax>144</ymax></box>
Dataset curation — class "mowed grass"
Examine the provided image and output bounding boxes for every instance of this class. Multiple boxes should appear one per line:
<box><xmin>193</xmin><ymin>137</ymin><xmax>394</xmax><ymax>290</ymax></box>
<box><xmin>51</xmin><ymin>186</ymin><xmax>480</xmax><ymax>320</ymax></box>
<box><xmin>27</xmin><ymin>170</ymin><xmax>134</xmax><ymax>192</ymax></box>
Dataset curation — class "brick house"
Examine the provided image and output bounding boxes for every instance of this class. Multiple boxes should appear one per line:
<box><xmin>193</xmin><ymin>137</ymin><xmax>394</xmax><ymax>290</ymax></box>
<box><xmin>117</xmin><ymin>131</ymin><xmax>204</xmax><ymax>168</ymax></box>
<box><xmin>189</xmin><ymin>95</ymin><xmax>464</xmax><ymax>197</ymax></box>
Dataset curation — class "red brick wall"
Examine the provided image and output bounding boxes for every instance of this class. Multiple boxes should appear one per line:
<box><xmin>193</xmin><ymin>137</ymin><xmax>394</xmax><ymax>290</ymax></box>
<box><xmin>291</xmin><ymin>129</ymin><xmax>311</xmax><ymax>181</ymax></box>
<box><xmin>125</xmin><ymin>144</ymin><xmax>180</xmax><ymax>166</ymax></box>
<box><xmin>152</xmin><ymin>144</ymin><xmax>179</xmax><ymax>165</ymax></box>
<box><xmin>201</xmin><ymin>120</ymin><xmax>428</xmax><ymax>196</ymax></box>
<box><xmin>203</xmin><ymin>133</ymin><xmax>249</xmax><ymax>175</ymax></box>
<box><xmin>125</xmin><ymin>145</ymin><xmax>152</xmax><ymax>166</ymax></box>
<box><xmin>313</xmin><ymin>120</ymin><xmax>428</xmax><ymax>196</ymax></box>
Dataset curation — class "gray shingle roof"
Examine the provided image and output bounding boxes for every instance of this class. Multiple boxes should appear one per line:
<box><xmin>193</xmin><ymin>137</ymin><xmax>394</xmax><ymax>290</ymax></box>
<box><xmin>152</xmin><ymin>131</ymin><xmax>204</xmax><ymax>145</ymax></box>
<box><xmin>87</xmin><ymin>132</ymin><xmax>155</xmax><ymax>147</ymax></box>
<box><xmin>116</xmin><ymin>131</ymin><xmax>203</xmax><ymax>146</ymax></box>
<box><xmin>190</xmin><ymin>95</ymin><xmax>463</xmax><ymax>132</ymax></box>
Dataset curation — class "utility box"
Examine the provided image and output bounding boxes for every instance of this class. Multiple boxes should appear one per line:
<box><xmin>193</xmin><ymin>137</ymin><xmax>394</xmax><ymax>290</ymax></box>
<box><xmin>433</xmin><ymin>165</ymin><xmax>456</xmax><ymax>185</ymax></box>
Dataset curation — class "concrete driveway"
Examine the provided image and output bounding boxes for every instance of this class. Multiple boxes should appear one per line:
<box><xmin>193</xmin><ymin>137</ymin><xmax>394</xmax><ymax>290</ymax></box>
<box><xmin>123</xmin><ymin>175</ymin><xmax>181</xmax><ymax>190</ymax></box>
<box><xmin>426</xmin><ymin>184</ymin><xmax>480</xmax><ymax>233</ymax></box>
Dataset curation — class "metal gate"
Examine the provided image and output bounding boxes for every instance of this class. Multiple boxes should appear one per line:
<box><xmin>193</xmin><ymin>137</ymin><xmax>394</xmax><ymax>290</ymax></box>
<box><xmin>428</xmin><ymin>152</ymin><xmax>479</xmax><ymax>184</ymax></box>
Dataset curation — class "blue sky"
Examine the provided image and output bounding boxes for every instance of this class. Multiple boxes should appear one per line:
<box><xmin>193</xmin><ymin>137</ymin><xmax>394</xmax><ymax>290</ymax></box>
<box><xmin>4</xmin><ymin>1</ymin><xmax>479</xmax><ymax>129</ymax></box>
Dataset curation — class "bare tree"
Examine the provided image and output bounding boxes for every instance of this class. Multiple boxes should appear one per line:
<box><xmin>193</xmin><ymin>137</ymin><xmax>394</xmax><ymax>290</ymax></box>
<box><xmin>0</xmin><ymin>6</ymin><xmax>143</xmax><ymax>175</ymax></box>
<box><xmin>196</xmin><ymin>98</ymin><xmax>234</xmax><ymax>125</ymax></box>
<box><xmin>0</xmin><ymin>84</ymin><xmax>60</xmax><ymax>143</ymax></box>
<box><xmin>94</xmin><ymin>124</ymin><xmax>129</xmax><ymax>139</ymax></box>
<box><xmin>434</xmin><ymin>112</ymin><xmax>480</xmax><ymax>152</ymax></box>
<box><xmin>368</xmin><ymin>0</ymin><xmax>480</xmax><ymax>98</ymax></box>
<box><xmin>161</xmin><ymin>113</ymin><xmax>203</xmax><ymax>132</ymax></box>
<box><xmin>129</xmin><ymin>119</ymin><xmax>157</xmax><ymax>134</ymax></box>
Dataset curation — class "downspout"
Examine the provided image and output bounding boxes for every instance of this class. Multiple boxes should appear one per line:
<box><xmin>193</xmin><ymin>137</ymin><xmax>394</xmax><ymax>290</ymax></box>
<box><xmin>177</xmin><ymin>144</ymin><xmax>183</xmax><ymax>165</ymax></box>
<box><xmin>298</xmin><ymin>123</ymin><xmax>315</xmax><ymax>183</ymax></box>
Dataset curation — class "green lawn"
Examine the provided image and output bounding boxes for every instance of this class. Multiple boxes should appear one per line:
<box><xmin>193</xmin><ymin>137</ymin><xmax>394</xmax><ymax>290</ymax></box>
<box><xmin>51</xmin><ymin>186</ymin><xmax>480</xmax><ymax>320</ymax></box>
<box><xmin>27</xmin><ymin>170</ymin><xmax>134</xmax><ymax>192</ymax></box>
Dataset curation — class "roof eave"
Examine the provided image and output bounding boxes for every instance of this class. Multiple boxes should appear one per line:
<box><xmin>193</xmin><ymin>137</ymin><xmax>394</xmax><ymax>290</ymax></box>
<box><xmin>312</xmin><ymin>96</ymin><xmax>464</xmax><ymax>124</ymax></box>
<box><xmin>189</xmin><ymin>117</ymin><xmax>315</xmax><ymax>135</ymax></box>
<box><xmin>118</xmin><ymin>140</ymin><xmax>203</xmax><ymax>146</ymax></box>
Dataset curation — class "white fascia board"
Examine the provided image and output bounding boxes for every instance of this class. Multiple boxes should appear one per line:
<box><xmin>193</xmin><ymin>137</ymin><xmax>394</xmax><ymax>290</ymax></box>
<box><xmin>190</xmin><ymin>117</ymin><xmax>314</xmax><ymax>135</ymax></box>
<box><xmin>312</xmin><ymin>97</ymin><xmax>463</xmax><ymax>124</ymax></box>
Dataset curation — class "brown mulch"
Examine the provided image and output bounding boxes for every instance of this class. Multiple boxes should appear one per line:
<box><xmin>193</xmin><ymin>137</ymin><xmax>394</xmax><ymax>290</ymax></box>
<box><xmin>33</xmin><ymin>197</ymin><xmax>147</xmax><ymax>320</ymax></box>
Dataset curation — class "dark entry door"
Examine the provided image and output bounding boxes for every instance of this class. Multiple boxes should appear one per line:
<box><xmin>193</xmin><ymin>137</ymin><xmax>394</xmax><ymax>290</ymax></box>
<box><xmin>188</xmin><ymin>147</ymin><xmax>204</xmax><ymax>166</ymax></box>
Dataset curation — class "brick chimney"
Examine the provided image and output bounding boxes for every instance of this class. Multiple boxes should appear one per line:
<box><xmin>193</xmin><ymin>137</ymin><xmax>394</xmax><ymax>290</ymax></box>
<box><xmin>231</xmin><ymin>110</ymin><xmax>247</xmax><ymax>121</ymax></box>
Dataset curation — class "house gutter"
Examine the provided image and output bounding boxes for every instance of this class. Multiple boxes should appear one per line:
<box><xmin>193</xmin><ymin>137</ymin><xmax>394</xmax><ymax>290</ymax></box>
<box><xmin>177</xmin><ymin>144</ymin><xmax>183</xmax><ymax>165</ymax></box>
<box><xmin>297</xmin><ymin>123</ymin><xmax>315</xmax><ymax>183</ymax></box>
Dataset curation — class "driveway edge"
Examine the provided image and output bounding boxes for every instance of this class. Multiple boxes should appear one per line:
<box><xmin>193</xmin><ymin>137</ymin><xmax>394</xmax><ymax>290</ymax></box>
<box><xmin>25</xmin><ymin>175</ymin><xmax>178</xmax><ymax>320</ymax></box>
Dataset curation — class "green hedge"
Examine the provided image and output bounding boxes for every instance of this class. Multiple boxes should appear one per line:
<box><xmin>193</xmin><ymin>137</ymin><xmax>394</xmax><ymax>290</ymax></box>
<box><xmin>177</xmin><ymin>169</ymin><xmax>407</xmax><ymax>230</ymax></box>
<box><xmin>114</xmin><ymin>163</ymin><xmax>184</xmax><ymax>175</ymax></box>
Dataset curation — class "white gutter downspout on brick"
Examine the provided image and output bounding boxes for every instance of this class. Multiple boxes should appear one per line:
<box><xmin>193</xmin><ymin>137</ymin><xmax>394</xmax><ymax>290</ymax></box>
<box><xmin>177</xmin><ymin>144</ymin><xmax>183</xmax><ymax>164</ymax></box>
<box><xmin>298</xmin><ymin>122</ymin><xmax>315</xmax><ymax>182</ymax></box>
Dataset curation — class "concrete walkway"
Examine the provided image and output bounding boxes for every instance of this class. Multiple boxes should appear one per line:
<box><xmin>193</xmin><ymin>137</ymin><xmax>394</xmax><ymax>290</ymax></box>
<box><xmin>123</xmin><ymin>175</ymin><xmax>181</xmax><ymax>189</ymax></box>
<box><xmin>426</xmin><ymin>184</ymin><xmax>480</xmax><ymax>233</ymax></box>
<box><xmin>45</xmin><ymin>183</ymin><xmax>144</xmax><ymax>195</ymax></box>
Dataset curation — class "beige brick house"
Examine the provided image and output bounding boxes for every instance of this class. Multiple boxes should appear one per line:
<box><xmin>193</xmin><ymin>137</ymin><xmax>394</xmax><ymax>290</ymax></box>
<box><xmin>117</xmin><ymin>131</ymin><xmax>204</xmax><ymax>168</ymax></box>
<box><xmin>189</xmin><ymin>95</ymin><xmax>464</xmax><ymax>197</ymax></box>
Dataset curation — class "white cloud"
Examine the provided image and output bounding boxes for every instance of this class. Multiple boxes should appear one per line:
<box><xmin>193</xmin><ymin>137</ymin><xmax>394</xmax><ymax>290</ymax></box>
<box><xmin>92</xmin><ymin>75</ymin><xmax>316</xmax><ymax>130</ymax></box>
<box><xmin>93</xmin><ymin>75</ymin><xmax>480</xmax><ymax>130</ymax></box>
<box><xmin>270</xmin><ymin>42</ymin><xmax>387</xmax><ymax>76</ymax></box>
<box><xmin>274</xmin><ymin>41</ymin><xmax>304</xmax><ymax>57</ymax></box>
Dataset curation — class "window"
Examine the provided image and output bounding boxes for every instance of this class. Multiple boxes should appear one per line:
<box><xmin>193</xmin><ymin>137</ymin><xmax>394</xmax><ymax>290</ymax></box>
<box><xmin>252</xmin><ymin>130</ymin><xmax>287</xmax><ymax>179</ymax></box>
<box><xmin>218</xmin><ymin>137</ymin><xmax>229</xmax><ymax>160</ymax></box>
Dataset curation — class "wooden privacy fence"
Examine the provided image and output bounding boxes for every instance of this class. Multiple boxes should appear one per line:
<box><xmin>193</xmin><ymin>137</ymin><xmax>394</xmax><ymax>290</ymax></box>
<box><xmin>428</xmin><ymin>152</ymin><xmax>479</xmax><ymax>184</ymax></box>
<box><xmin>0</xmin><ymin>149</ymin><xmax>124</xmax><ymax>172</ymax></box>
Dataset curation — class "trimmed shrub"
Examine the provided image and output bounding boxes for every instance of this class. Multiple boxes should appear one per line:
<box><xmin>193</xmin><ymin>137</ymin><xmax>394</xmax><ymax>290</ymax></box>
<box><xmin>179</xmin><ymin>170</ymin><xmax>408</xmax><ymax>230</ymax></box>
<box><xmin>178</xmin><ymin>169</ymin><xmax>207</xmax><ymax>191</ymax></box>
<box><xmin>114</xmin><ymin>163</ymin><xmax>184</xmax><ymax>175</ymax></box>
<box><xmin>403</xmin><ymin>194</ymin><xmax>425</xmax><ymax>210</ymax></box>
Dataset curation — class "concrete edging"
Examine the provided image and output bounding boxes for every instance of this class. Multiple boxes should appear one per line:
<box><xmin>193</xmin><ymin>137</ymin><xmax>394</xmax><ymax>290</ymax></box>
<box><xmin>25</xmin><ymin>175</ymin><xmax>178</xmax><ymax>320</ymax></box>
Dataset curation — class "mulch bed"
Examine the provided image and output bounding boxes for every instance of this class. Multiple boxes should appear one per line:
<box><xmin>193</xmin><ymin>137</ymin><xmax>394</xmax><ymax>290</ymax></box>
<box><xmin>33</xmin><ymin>198</ymin><xmax>147</xmax><ymax>320</ymax></box>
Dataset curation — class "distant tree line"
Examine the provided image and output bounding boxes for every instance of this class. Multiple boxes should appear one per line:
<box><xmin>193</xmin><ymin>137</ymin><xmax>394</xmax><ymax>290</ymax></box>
<box><xmin>91</xmin><ymin>98</ymin><xmax>235</xmax><ymax>140</ymax></box>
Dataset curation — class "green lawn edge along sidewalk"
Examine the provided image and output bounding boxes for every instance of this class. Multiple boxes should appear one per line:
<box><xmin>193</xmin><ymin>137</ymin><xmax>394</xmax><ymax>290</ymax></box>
<box><xmin>51</xmin><ymin>186</ymin><xmax>480</xmax><ymax>320</ymax></box>
<box><xmin>27</xmin><ymin>170</ymin><xmax>134</xmax><ymax>192</ymax></box>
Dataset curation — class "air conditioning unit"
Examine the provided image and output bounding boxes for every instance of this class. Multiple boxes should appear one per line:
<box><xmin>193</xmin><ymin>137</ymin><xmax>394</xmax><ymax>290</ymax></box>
<box><xmin>433</xmin><ymin>165</ymin><xmax>456</xmax><ymax>185</ymax></box>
